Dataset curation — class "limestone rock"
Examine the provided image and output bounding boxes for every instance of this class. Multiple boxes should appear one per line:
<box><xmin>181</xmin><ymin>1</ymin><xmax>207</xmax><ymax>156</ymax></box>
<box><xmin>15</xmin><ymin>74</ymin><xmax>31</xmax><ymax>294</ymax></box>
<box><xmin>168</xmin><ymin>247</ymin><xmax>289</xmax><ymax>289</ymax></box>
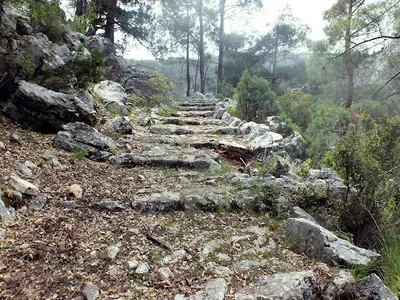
<box><xmin>235</xmin><ymin>271</ymin><xmax>319</xmax><ymax>300</ymax></box>
<box><xmin>131</xmin><ymin>192</ymin><xmax>184</xmax><ymax>212</ymax></box>
<box><xmin>68</xmin><ymin>184</ymin><xmax>83</xmax><ymax>199</ymax></box>
<box><xmin>285</xmin><ymin>217</ymin><xmax>380</xmax><ymax>266</ymax></box>
<box><xmin>30</xmin><ymin>194</ymin><xmax>47</xmax><ymax>211</ymax></box>
<box><xmin>0</xmin><ymin>142</ymin><xmax>5</xmax><ymax>151</ymax></box>
<box><xmin>124</xmin><ymin>260</ymin><xmax>139</xmax><ymax>270</ymax></box>
<box><xmin>136</xmin><ymin>262</ymin><xmax>150</xmax><ymax>274</ymax></box>
<box><xmin>93</xmin><ymin>80</ymin><xmax>129</xmax><ymax>115</ymax></box>
<box><xmin>358</xmin><ymin>274</ymin><xmax>397</xmax><ymax>300</ymax></box>
<box><xmin>83</xmin><ymin>283</ymin><xmax>99</xmax><ymax>300</ymax></box>
<box><xmin>9</xmin><ymin>175</ymin><xmax>39</xmax><ymax>196</ymax></box>
<box><xmin>15</xmin><ymin>162</ymin><xmax>33</xmax><ymax>177</ymax></box>
<box><xmin>158</xmin><ymin>267</ymin><xmax>174</xmax><ymax>281</ymax></box>
<box><xmin>100</xmin><ymin>246</ymin><xmax>119</xmax><ymax>260</ymax></box>
<box><xmin>323</xmin><ymin>270</ymin><xmax>357</xmax><ymax>300</ymax></box>
<box><xmin>104</xmin><ymin>116</ymin><xmax>132</xmax><ymax>134</ymax></box>
<box><xmin>54</xmin><ymin>122</ymin><xmax>118</xmax><ymax>160</ymax></box>
<box><xmin>4</xmin><ymin>81</ymin><xmax>96</xmax><ymax>132</ymax></box>
<box><xmin>204</xmin><ymin>278</ymin><xmax>227</xmax><ymax>300</ymax></box>
<box><xmin>0</xmin><ymin>197</ymin><xmax>16</xmax><ymax>222</ymax></box>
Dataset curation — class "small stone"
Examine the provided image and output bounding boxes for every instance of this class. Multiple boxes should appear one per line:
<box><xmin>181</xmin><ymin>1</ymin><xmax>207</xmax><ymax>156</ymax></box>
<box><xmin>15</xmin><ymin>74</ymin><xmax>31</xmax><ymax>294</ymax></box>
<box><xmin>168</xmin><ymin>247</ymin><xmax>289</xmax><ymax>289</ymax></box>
<box><xmin>9</xmin><ymin>133</ymin><xmax>20</xmax><ymax>143</ymax></box>
<box><xmin>16</xmin><ymin>162</ymin><xmax>33</xmax><ymax>177</ymax></box>
<box><xmin>207</xmin><ymin>262</ymin><xmax>232</xmax><ymax>276</ymax></box>
<box><xmin>107</xmin><ymin>265</ymin><xmax>119</xmax><ymax>276</ymax></box>
<box><xmin>231</xmin><ymin>235</ymin><xmax>252</xmax><ymax>243</ymax></box>
<box><xmin>42</xmin><ymin>150</ymin><xmax>57</xmax><ymax>161</ymax></box>
<box><xmin>68</xmin><ymin>184</ymin><xmax>83</xmax><ymax>199</ymax></box>
<box><xmin>0</xmin><ymin>228</ymin><xmax>6</xmax><ymax>239</ymax></box>
<box><xmin>9</xmin><ymin>175</ymin><xmax>39</xmax><ymax>196</ymax></box>
<box><xmin>24</xmin><ymin>161</ymin><xmax>37</xmax><ymax>169</ymax></box>
<box><xmin>216</xmin><ymin>253</ymin><xmax>230</xmax><ymax>262</ymax></box>
<box><xmin>200</xmin><ymin>239</ymin><xmax>224</xmax><ymax>260</ymax></box>
<box><xmin>83</xmin><ymin>283</ymin><xmax>99</xmax><ymax>300</ymax></box>
<box><xmin>100</xmin><ymin>246</ymin><xmax>119</xmax><ymax>260</ymax></box>
<box><xmin>135</xmin><ymin>262</ymin><xmax>150</xmax><ymax>274</ymax></box>
<box><xmin>204</xmin><ymin>278</ymin><xmax>227</xmax><ymax>300</ymax></box>
<box><xmin>124</xmin><ymin>260</ymin><xmax>139</xmax><ymax>270</ymax></box>
<box><xmin>30</xmin><ymin>194</ymin><xmax>47</xmax><ymax>211</ymax></box>
<box><xmin>158</xmin><ymin>267</ymin><xmax>173</xmax><ymax>281</ymax></box>
<box><xmin>174</xmin><ymin>295</ymin><xmax>187</xmax><ymax>300</ymax></box>
<box><xmin>0</xmin><ymin>142</ymin><xmax>5</xmax><ymax>151</ymax></box>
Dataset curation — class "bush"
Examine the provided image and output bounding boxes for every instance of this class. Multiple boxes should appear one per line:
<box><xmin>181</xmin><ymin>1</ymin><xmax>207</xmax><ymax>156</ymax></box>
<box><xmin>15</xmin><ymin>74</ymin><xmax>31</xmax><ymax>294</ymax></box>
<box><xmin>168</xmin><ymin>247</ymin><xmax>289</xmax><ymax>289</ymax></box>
<box><xmin>69</xmin><ymin>48</ymin><xmax>104</xmax><ymax>88</ymax></box>
<box><xmin>148</xmin><ymin>71</ymin><xmax>174</xmax><ymax>90</ymax></box>
<box><xmin>277</xmin><ymin>91</ymin><xmax>313</xmax><ymax>131</ymax></box>
<box><xmin>304</xmin><ymin>101</ymin><xmax>349</xmax><ymax>166</ymax></box>
<box><xmin>234</xmin><ymin>69</ymin><xmax>278</xmax><ymax>123</ymax></box>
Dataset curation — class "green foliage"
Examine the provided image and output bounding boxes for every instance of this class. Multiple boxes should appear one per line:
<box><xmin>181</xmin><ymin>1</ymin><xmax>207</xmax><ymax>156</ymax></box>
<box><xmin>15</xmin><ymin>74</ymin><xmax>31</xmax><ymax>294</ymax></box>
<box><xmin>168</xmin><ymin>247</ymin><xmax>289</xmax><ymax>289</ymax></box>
<box><xmin>234</xmin><ymin>69</ymin><xmax>277</xmax><ymax>122</ymax></box>
<box><xmin>25</xmin><ymin>0</ymin><xmax>67</xmax><ymax>43</ymax></box>
<box><xmin>73</xmin><ymin>147</ymin><xmax>88</xmax><ymax>160</ymax></box>
<box><xmin>70</xmin><ymin>6</ymin><xmax>97</xmax><ymax>34</ymax></box>
<box><xmin>22</xmin><ymin>54</ymin><xmax>36</xmax><ymax>78</ymax></box>
<box><xmin>277</xmin><ymin>91</ymin><xmax>313</xmax><ymax>131</ymax></box>
<box><xmin>69</xmin><ymin>48</ymin><xmax>104</xmax><ymax>88</ymax></box>
<box><xmin>304</xmin><ymin>101</ymin><xmax>350</xmax><ymax>166</ymax></box>
<box><xmin>382</xmin><ymin>234</ymin><xmax>400</xmax><ymax>295</ymax></box>
<box><xmin>148</xmin><ymin>71</ymin><xmax>175</xmax><ymax>90</ymax></box>
<box><xmin>294</xmin><ymin>158</ymin><xmax>312</xmax><ymax>179</ymax></box>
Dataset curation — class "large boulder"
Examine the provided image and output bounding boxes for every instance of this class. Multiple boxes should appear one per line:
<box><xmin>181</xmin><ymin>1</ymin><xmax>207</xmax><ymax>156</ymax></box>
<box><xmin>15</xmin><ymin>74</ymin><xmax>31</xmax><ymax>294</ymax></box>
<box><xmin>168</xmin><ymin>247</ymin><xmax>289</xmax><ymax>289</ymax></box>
<box><xmin>93</xmin><ymin>80</ymin><xmax>130</xmax><ymax>115</ymax></box>
<box><xmin>54</xmin><ymin>122</ymin><xmax>118</xmax><ymax>160</ymax></box>
<box><xmin>235</xmin><ymin>271</ymin><xmax>319</xmax><ymax>300</ymax></box>
<box><xmin>4</xmin><ymin>81</ymin><xmax>97</xmax><ymax>132</ymax></box>
<box><xmin>357</xmin><ymin>274</ymin><xmax>397</xmax><ymax>300</ymax></box>
<box><xmin>285</xmin><ymin>214</ymin><xmax>380</xmax><ymax>266</ymax></box>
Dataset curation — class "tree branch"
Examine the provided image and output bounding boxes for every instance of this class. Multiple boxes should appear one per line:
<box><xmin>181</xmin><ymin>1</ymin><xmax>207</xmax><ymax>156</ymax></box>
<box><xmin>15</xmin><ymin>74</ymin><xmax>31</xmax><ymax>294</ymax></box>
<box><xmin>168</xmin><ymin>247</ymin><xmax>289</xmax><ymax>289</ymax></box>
<box><xmin>371</xmin><ymin>70</ymin><xmax>400</xmax><ymax>98</ymax></box>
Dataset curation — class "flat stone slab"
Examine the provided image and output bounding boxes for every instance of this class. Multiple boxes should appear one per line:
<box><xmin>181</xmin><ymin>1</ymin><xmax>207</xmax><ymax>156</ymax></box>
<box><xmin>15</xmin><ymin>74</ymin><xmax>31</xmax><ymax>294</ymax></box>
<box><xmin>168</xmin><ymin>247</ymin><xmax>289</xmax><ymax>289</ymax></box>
<box><xmin>178</xmin><ymin>106</ymin><xmax>216</xmax><ymax>111</ymax></box>
<box><xmin>178</xmin><ymin>102</ymin><xmax>216</xmax><ymax>107</ymax></box>
<box><xmin>172</xmin><ymin>111</ymin><xmax>214</xmax><ymax>118</ymax></box>
<box><xmin>235</xmin><ymin>271</ymin><xmax>319</xmax><ymax>300</ymax></box>
<box><xmin>286</xmin><ymin>217</ymin><xmax>380</xmax><ymax>266</ymax></box>
<box><xmin>110</xmin><ymin>148</ymin><xmax>221</xmax><ymax>173</ymax></box>
<box><xmin>161</xmin><ymin>118</ymin><xmax>201</xmax><ymax>126</ymax></box>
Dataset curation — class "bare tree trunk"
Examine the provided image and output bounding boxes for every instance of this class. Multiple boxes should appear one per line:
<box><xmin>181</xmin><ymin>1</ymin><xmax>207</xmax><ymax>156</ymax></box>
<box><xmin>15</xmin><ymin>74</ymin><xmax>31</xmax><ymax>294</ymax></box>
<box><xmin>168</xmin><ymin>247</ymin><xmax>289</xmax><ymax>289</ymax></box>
<box><xmin>105</xmin><ymin>0</ymin><xmax>117</xmax><ymax>44</ymax></box>
<box><xmin>344</xmin><ymin>0</ymin><xmax>354</xmax><ymax>108</ymax></box>
<box><xmin>217</xmin><ymin>0</ymin><xmax>226</xmax><ymax>93</ymax></box>
<box><xmin>271</xmin><ymin>27</ymin><xmax>279</xmax><ymax>84</ymax></box>
<box><xmin>194</xmin><ymin>56</ymin><xmax>199</xmax><ymax>92</ymax></box>
<box><xmin>186</xmin><ymin>29</ymin><xmax>191</xmax><ymax>97</ymax></box>
<box><xmin>198</xmin><ymin>0</ymin><xmax>205</xmax><ymax>94</ymax></box>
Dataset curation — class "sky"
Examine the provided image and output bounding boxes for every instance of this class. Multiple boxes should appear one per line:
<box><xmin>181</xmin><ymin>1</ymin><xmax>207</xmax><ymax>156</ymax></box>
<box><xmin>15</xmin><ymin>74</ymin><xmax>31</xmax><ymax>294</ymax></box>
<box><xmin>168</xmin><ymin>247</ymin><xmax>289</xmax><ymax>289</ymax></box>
<box><xmin>126</xmin><ymin>0</ymin><xmax>336</xmax><ymax>60</ymax></box>
<box><xmin>61</xmin><ymin>0</ymin><xmax>337</xmax><ymax>60</ymax></box>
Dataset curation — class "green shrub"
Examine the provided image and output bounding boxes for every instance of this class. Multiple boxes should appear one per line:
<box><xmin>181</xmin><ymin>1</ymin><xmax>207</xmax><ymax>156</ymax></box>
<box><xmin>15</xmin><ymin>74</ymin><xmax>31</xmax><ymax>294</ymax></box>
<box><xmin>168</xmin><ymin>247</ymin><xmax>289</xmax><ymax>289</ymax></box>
<box><xmin>73</xmin><ymin>147</ymin><xmax>88</xmax><ymax>160</ymax></box>
<box><xmin>277</xmin><ymin>91</ymin><xmax>313</xmax><ymax>131</ymax></box>
<box><xmin>22</xmin><ymin>54</ymin><xmax>36</xmax><ymax>78</ymax></box>
<box><xmin>235</xmin><ymin>69</ymin><xmax>278</xmax><ymax>123</ymax></box>
<box><xmin>69</xmin><ymin>48</ymin><xmax>104</xmax><ymax>88</ymax></box>
<box><xmin>148</xmin><ymin>71</ymin><xmax>174</xmax><ymax>90</ymax></box>
<box><xmin>26</xmin><ymin>0</ymin><xmax>68</xmax><ymax>43</ymax></box>
<box><xmin>304</xmin><ymin>101</ymin><xmax>349</xmax><ymax>166</ymax></box>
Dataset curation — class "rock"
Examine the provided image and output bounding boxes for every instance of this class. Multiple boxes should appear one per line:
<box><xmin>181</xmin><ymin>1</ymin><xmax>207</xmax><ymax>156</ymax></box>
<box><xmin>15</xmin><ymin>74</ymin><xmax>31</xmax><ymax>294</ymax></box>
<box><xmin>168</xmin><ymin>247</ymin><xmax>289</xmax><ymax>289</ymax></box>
<box><xmin>216</xmin><ymin>253</ymin><xmax>230</xmax><ymax>262</ymax></box>
<box><xmin>323</xmin><ymin>270</ymin><xmax>357</xmax><ymax>300</ymax></box>
<box><xmin>82</xmin><ymin>283</ymin><xmax>99</xmax><ymax>300</ymax></box>
<box><xmin>9</xmin><ymin>133</ymin><xmax>20</xmax><ymax>143</ymax></box>
<box><xmin>357</xmin><ymin>273</ymin><xmax>397</xmax><ymax>300</ymax></box>
<box><xmin>235</xmin><ymin>271</ymin><xmax>319</xmax><ymax>300</ymax></box>
<box><xmin>200</xmin><ymin>239</ymin><xmax>225</xmax><ymax>260</ymax></box>
<box><xmin>204</xmin><ymin>278</ymin><xmax>227</xmax><ymax>300</ymax></box>
<box><xmin>149</xmin><ymin>126</ymin><xmax>195</xmax><ymax>135</ymax></box>
<box><xmin>0</xmin><ymin>197</ymin><xmax>16</xmax><ymax>222</ymax></box>
<box><xmin>158</xmin><ymin>267</ymin><xmax>174</xmax><ymax>281</ymax></box>
<box><xmin>235</xmin><ymin>259</ymin><xmax>263</xmax><ymax>272</ymax></box>
<box><xmin>206</xmin><ymin>262</ymin><xmax>231</xmax><ymax>276</ymax></box>
<box><xmin>24</xmin><ymin>161</ymin><xmax>36</xmax><ymax>169</ymax></box>
<box><xmin>248</xmin><ymin>131</ymin><xmax>283</xmax><ymax>154</ymax></box>
<box><xmin>136</xmin><ymin>262</ymin><xmax>150</xmax><ymax>274</ymax></box>
<box><xmin>16</xmin><ymin>18</ymin><xmax>33</xmax><ymax>35</ymax></box>
<box><xmin>285</xmin><ymin>217</ymin><xmax>380</xmax><ymax>266</ymax></box>
<box><xmin>91</xmin><ymin>199</ymin><xmax>124</xmax><ymax>211</ymax></box>
<box><xmin>68</xmin><ymin>184</ymin><xmax>83</xmax><ymax>199</ymax></box>
<box><xmin>0</xmin><ymin>142</ymin><xmax>5</xmax><ymax>151</ymax></box>
<box><xmin>30</xmin><ymin>194</ymin><xmax>47</xmax><ymax>211</ymax></box>
<box><xmin>310</xmin><ymin>168</ymin><xmax>347</xmax><ymax>200</ymax></box>
<box><xmin>110</xmin><ymin>148</ymin><xmax>221</xmax><ymax>173</ymax></box>
<box><xmin>93</xmin><ymin>80</ymin><xmax>129</xmax><ymax>115</ymax></box>
<box><xmin>104</xmin><ymin>116</ymin><xmax>132</xmax><ymax>134</ymax></box>
<box><xmin>9</xmin><ymin>175</ymin><xmax>39</xmax><ymax>196</ymax></box>
<box><xmin>4</xmin><ymin>81</ymin><xmax>96</xmax><ymax>132</ymax></box>
<box><xmin>291</xmin><ymin>207</ymin><xmax>317</xmax><ymax>223</ymax></box>
<box><xmin>54</xmin><ymin>122</ymin><xmax>118</xmax><ymax>160</ymax></box>
<box><xmin>100</xmin><ymin>246</ymin><xmax>119</xmax><ymax>260</ymax></box>
<box><xmin>131</xmin><ymin>192</ymin><xmax>184</xmax><ymax>212</ymax></box>
<box><xmin>15</xmin><ymin>162</ymin><xmax>33</xmax><ymax>177</ymax></box>
<box><xmin>0</xmin><ymin>228</ymin><xmax>6</xmax><ymax>239</ymax></box>
<box><xmin>41</xmin><ymin>150</ymin><xmax>62</xmax><ymax>169</ymax></box>
<box><xmin>124</xmin><ymin>260</ymin><xmax>139</xmax><ymax>270</ymax></box>
<box><xmin>231</xmin><ymin>235</ymin><xmax>252</xmax><ymax>243</ymax></box>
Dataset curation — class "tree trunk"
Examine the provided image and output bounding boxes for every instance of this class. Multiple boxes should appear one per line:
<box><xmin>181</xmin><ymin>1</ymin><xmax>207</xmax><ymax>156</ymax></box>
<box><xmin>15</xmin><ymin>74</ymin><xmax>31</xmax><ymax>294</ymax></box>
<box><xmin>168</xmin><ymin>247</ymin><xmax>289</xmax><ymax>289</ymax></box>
<box><xmin>271</xmin><ymin>27</ymin><xmax>279</xmax><ymax>84</ymax></box>
<box><xmin>198</xmin><ymin>0</ymin><xmax>205</xmax><ymax>94</ymax></box>
<box><xmin>105</xmin><ymin>0</ymin><xmax>118</xmax><ymax>44</ymax></box>
<box><xmin>217</xmin><ymin>0</ymin><xmax>226</xmax><ymax>93</ymax></box>
<box><xmin>194</xmin><ymin>57</ymin><xmax>199</xmax><ymax>92</ymax></box>
<box><xmin>75</xmin><ymin>0</ymin><xmax>85</xmax><ymax>16</ymax></box>
<box><xmin>186</xmin><ymin>27</ymin><xmax>191</xmax><ymax>97</ymax></box>
<box><xmin>344</xmin><ymin>0</ymin><xmax>354</xmax><ymax>108</ymax></box>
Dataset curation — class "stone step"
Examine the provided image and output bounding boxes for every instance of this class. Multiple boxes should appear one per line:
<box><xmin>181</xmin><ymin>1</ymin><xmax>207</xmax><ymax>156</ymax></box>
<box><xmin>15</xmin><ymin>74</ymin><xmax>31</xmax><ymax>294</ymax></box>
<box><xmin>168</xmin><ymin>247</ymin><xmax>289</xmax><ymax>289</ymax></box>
<box><xmin>178</xmin><ymin>106</ymin><xmax>215</xmax><ymax>111</ymax></box>
<box><xmin>172</xmin><ymin>111</ymin><xmax>214</xmax><ymax>118</ymax></box>
<box><xmin>178</xmin><ymin>102</ymin><xmax>216</xmax><ymax>107</ymax></box>
<box><xmin>109</xmin><ymin>148</ymin><xmax>221</xmax><ymax>173</ymax></box>
<box><xmin>162</xmin><ymin>118</ymin><xmax>201</xmax><ymax>126</ymax></box>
